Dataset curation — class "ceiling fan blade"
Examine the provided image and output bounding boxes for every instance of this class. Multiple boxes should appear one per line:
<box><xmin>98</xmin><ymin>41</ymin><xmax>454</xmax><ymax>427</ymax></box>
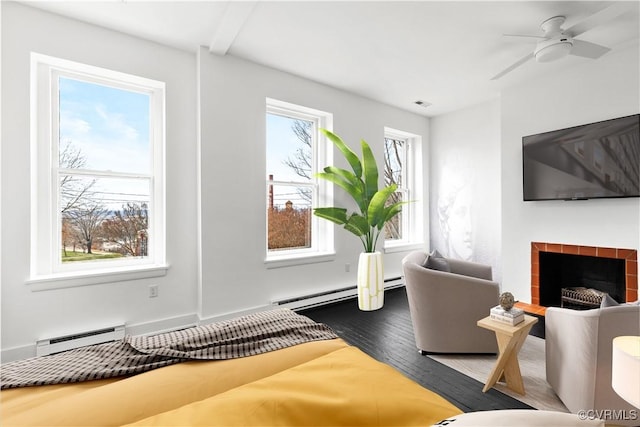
<box><xmin>503</xmin><ymin>34</ymin><xmax>546</xmax><ymax>40</ymax></box>
<box><xmin>565</xmin><ymin>2</ymin><xmax>636</xmax><ymax>37</ymax></box>
<box><xmin>491</xmin><ymin>52</ymin><xmax>534</xmax><ymax>80</ymax></box>
<box><xmin>570</xmin><ymin>39</ymin><xmax>611</xmax><ymax>59</ymax></box>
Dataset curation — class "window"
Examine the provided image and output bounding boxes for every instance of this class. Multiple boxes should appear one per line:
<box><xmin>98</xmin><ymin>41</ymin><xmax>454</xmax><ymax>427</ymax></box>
<box><xmin>265</xmin><ymin>99</ymin><xmax>333</xmax><ymax>265</ymax></box>
<box><xmin>383</xmin><ymin>127</ymin><xmax>423</xmax><ymax>250</ymax></box>
<box><xmin>30</xmin><ymin>53</ymin><xmax>166</xmax><ymax>287</ymax></box>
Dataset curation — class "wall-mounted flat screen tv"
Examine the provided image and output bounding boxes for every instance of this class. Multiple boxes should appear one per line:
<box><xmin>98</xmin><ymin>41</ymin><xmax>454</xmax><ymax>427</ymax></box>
<box><xmin>523</xmin><ymin>114</ymin><xmax>640</xmax><ymax>201</ymax></box>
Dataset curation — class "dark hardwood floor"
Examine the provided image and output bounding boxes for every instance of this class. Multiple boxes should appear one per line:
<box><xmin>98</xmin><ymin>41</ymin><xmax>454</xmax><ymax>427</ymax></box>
<box><xmin>301</xmin><ymin>287</ymin><xmax>533</xmax><ymax>413</ymax></box>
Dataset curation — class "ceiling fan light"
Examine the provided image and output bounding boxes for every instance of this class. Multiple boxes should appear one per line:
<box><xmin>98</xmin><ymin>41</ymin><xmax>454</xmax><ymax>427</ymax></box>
<box><xmin>535</xmin><ymin>40</ymin><xmax>573</xmax><ymax>62</ymax></box>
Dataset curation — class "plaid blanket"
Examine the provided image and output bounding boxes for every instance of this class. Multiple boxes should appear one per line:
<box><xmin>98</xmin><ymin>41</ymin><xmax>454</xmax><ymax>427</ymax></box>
<box><xmin>0</xmin><ymin>308</ymin><xmax>338</xmax><ymax>389</ymax></box>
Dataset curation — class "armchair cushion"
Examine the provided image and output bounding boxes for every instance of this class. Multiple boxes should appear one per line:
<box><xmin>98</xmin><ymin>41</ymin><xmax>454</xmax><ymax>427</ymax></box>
<box><xmin>424</xmin><ymin>250</ymin><xmax>451</xmax><ymax>272</ymax></box>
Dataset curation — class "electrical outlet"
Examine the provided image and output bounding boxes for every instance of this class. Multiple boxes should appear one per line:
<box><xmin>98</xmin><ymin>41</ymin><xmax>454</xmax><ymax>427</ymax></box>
<box><xmin>345</xmin><ymin>263</ymin><xmax>350</xmax><ymax>272</ymax></box>
<box><xmin>149</xmin><ymin>285</ymin><xmax>158</xmax><ymax>298</ymax></box>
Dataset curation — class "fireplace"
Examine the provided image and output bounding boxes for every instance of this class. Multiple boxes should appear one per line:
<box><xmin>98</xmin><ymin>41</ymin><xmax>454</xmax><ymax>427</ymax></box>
<box><xmin>540</xmin><ymin>251</ymin><xmax>625</xmax><ymax>308</ymax></box>
<box><xmin>531</xmin><ymin>242</ymin><xmax>638</xmax><ymax>309</ymax></box>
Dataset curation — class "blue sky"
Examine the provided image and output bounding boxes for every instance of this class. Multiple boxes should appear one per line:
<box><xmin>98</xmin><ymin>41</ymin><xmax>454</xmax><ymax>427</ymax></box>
<box><xmin>59</xmin><ymin>77</ymin><xmax>150</xmax><ymax>174</ymax></box>
<box><xmin>266</xmin><ymin>113</ymin><xmax>310</xmax><ymax>182</ymax></box>
<box><xmin>59</xmin><ymin>77</ymin><xmax>151</xmax><ymax>209</ymax></box>
<box><xmin>266</xmin><ymin>113</ymin><xmax>312</xmax><ymax>208</ymax></box>
<box><xmin>59</xmin><ymin>79</ymin><xmax>313</xmax><ymax>210</ymax></box>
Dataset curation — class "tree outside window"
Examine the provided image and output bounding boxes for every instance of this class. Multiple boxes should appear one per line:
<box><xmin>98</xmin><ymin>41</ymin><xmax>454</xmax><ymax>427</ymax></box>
<box><xmin>265</xmin><ymin>99</ymin><xmax>333</xmax><ymax>261</ymax></box>
<box><xmin>266</xmin><ymin>114</ymin><xmax>314</xmax><ymax>251</ymax></box>
<box><xmin>383</xmin><ymin>136</ymin><xmax>406</xmax><ymax>241</ymax></box>
<box><xmin>30</xmin><ymin>53</ymin><xmax>165</xmax><ymax>281</ymax></box>
<box><xmin>57</xmin><ymin>76</ymin><xmax>152</xmax><ymax>263</ymax></box>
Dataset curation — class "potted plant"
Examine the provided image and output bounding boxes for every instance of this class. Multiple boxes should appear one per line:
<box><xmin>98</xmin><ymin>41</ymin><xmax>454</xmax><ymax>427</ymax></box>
<box><xmin>314</xmin><ymin>129</ymin><xmax>406</xmax><ymax>310</ymax></box>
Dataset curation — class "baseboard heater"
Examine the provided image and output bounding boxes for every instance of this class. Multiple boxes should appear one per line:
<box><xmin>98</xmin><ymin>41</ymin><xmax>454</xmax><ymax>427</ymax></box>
<box><xmin>272</xmin><ymin>277</ymin><xmax>404</xmax><ymax>311</ymax></box>
<box><xmin>36</xmin><ymin>325</ymin><xmax>125</xmax><ymax>356</ymax></box>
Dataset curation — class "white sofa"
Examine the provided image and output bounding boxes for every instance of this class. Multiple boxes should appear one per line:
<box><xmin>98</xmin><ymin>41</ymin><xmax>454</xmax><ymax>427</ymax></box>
<box><xmin>545</xmin><ymin>304</ymin><xmax>640</xmax><ymax>426</ymax></box>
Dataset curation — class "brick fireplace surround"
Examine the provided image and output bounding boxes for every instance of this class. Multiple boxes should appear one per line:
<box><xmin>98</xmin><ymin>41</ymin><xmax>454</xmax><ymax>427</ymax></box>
<box><xmin>515</xmin><ymin>242</ymin><xmax>638</xmax><ymax>316</ymax></box>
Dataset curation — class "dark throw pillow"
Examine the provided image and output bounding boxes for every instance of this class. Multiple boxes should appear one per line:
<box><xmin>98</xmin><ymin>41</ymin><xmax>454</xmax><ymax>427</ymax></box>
<box><xmin>424</xmin><ymin>249</ymin><xmax>451</xmax><ymax>272</ymax></box>
<box><xmin>600</xmin><ymin>294</ymin><xmax>640</xmax><ymax>308</ymax></box>
<box><xmin>600</xmin><ymin>294</ymin><xmax>619</xmax><ymax>308</ymax></box>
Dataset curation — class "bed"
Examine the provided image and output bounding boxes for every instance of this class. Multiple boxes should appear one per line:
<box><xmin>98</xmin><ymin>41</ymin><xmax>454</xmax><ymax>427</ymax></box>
<box><xmin>1</xmin><ymin>308</ymin><xmax>462</xmax><ymax>426</ymax></box>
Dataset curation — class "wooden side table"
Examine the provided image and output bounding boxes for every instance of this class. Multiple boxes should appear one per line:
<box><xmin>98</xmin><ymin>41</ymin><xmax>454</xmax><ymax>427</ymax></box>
<box><xmin>477</xmin><ymin>314</ymin><xmax>538</xmax><ymax>395</ymax></box>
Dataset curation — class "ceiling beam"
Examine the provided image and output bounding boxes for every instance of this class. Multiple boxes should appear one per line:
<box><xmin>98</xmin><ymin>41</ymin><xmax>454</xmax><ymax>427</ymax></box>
<box><xmin>209</xmin><ymin>1</ymin><xmax>257</xmax><ymax>55</ymax></box>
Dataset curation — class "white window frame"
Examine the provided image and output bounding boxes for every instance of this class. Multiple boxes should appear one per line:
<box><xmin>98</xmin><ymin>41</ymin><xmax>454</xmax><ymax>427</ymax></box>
<box><xmin>29</xmin><ymin>53</ymin><xmax>167</xmax><ymax>290</ymax></box>
<box><xmin>383</xmin><ymin>127</ymin><xmax>424</xmax><ymax>252</ymax></box>
<box><xmin>265</xmin><ymin>98</ymin><xmax>334</xmax><ymax>268</ymax></box>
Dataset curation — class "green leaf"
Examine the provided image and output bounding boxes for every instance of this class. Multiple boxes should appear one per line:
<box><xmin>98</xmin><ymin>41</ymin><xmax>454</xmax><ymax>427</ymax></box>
<box><xmin>361</xmin><ymin>140</ymin><xmax>379</xmax><ymax>204</ymax></box>
<box><xmin>313</xmin><ymin>207</ymin><xmax>348</xmax><ymax>225</ymax></box>
<box><xmin>323</xmin><ymin>166</ymin><xmax>362</xmax><ymax>188</ymax></box>
<box><xmin>367</xmin><ymin>184</ymin><xmax>398</xmax><ymax>227</ymax></box>
<box><xmin>322</xmin><ymin>166</ymin><xmax>366</xmax><ymax>212</ymax></box>
<box><xmin>344</xmin><ymin>214</ymin><xmax>370</xmax><ymax>237</ymax></box>
<box><xmin>378</xmin><ymin>201</ymin><xmax>405</xmax><ymax>230</ymax></box>
<box><xmin>320</xmin><ymin>129</ymin><xmax>362</xmax><ymax>178</ymax></box>
<box><xmin>313</xmin><ymin>129</ymin><xmax>413</xmax><ymax>252</ymax></box>
<box><xmin>316</xmin><ymin>172</ymin><xmax>364</xmax><ymax>204</ymax></box>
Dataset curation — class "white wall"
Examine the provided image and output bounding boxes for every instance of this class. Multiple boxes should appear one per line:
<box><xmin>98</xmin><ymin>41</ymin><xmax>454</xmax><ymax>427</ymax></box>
<box><xmin>1</xmin><ymin>3</ymin><xmax>199</xmax><ymax>360</ymax></box>
<box><xmin>501</xmin><ymin>42</ymin><xmax>640</xmax><ymax>302</ymax></box>
<box><xmin>7</xmin><ymin>2</ymin><xmax>635</xmax><ymax>362</ymax></box>
<box><xmin>429</xmin><ymin>100</ymin><xmax>502</xmax><ymax>282</ymax></box>
<box><xmin>198</xmin><ymin>49</ymin><xmax>430</xmax><ymax>319</ymax></box>
<box><xmin>0</xmin><ymin>3</ymin><xmax>431</xmax><ymax>360</ymax></box>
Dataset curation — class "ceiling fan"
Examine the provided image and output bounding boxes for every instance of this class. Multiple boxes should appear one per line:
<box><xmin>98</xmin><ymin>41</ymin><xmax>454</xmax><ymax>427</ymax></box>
<box><xmin>491</xmin><ymin>3</ymin><xmax>632</xmax><ymax>80</ymax></box>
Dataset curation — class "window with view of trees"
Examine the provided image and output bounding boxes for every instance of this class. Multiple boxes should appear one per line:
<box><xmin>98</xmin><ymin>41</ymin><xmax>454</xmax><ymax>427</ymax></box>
<box><xmin>265</xmin><ymin>99</ymin><xmax>333</xmax><ymax>261</ymax></box>
<box><xmin>31</xmin><ymin>54</ymin><xmax>165</xmax><ymax>281</ymax></box>
<box><xmin>383</xmin><ymin>135</ymin><xmax>407</xmax><ymax>241</ymax></box>
<box><xmin>383</xmin><ymin>128</ymin><xmax>421</xmax><ymax>248</ymax></box>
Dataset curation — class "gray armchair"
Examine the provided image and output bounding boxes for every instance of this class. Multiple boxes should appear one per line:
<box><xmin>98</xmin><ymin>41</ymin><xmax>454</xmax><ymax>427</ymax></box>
<box><xmin>545</xmin><ymin>304</ymin><xmax>640</xmax><ymax>425</ymax></box>
<box><xmin>401</xmin><ymin>251</ymin><xmax>499</xmax><ymax>354</ymax></box>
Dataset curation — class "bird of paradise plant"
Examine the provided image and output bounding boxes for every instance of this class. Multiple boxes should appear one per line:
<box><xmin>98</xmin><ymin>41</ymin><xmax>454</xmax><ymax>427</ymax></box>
<box><xmin>313</xmin><ymin>129</ymin><xmax>407</xmax><ymax>253</ymax></box>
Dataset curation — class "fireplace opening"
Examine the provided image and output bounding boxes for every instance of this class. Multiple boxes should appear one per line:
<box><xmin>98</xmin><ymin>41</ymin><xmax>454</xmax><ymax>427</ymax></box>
<box><xmin>529</xmin><ymin>242</ymin><xmax>637</xmax><ymax>312</ymax></box>
<box><xmin>539</xmin><ymin>251</ymin><xmax>625</xmax><ymax>308</ymax></box>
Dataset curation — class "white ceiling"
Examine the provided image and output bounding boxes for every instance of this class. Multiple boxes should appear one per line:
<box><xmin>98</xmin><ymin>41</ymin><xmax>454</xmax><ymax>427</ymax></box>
<box><xmin>18</xmin><ymin>1</ymin><xmax>640</xmax><ymax>117</ymax></box>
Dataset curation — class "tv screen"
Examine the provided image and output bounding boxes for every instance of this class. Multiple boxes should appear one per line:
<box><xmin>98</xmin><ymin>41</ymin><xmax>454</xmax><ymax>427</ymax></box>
<box><xmin>522</xmin><ymin>114</ymin><xmax>640</xmax><ymax>201</ymax></box>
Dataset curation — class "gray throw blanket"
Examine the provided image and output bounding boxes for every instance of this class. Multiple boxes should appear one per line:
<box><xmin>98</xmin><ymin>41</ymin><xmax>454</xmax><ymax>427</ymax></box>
<box><xmin>1</xmin><ymin>308</ymin><xmax>338</xmax><ymax>389</ymax></box>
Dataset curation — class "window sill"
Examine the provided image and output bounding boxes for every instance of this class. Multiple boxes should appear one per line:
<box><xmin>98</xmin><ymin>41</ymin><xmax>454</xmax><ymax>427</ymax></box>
<box><xmin>26</xmin><ymin>264</ymin><xmax>170</xmax><ymax>292</ymax></box>
<box><xmin>265</xmin><ymin>252</ymin><xmax>336</xmax><ymax>269</ymax></box>
<box><xmin>383</xmin><ymin>242</ymin><xmax>424</xmax><ymax>254</ymax></box>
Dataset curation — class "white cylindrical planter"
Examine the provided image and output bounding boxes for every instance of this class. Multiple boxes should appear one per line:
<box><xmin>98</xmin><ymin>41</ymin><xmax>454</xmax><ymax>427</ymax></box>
<box><xmin>357</xmin><ymin>251</ymin><xmax>384</xmax><ymax>311</ymax></box>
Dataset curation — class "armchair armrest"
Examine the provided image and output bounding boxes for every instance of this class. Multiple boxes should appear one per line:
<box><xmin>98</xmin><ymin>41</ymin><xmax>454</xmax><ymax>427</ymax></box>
<box><xmin>545</xmin><ymin>307</ymin><xmax>600</xmax><ymax>411</ymax></box>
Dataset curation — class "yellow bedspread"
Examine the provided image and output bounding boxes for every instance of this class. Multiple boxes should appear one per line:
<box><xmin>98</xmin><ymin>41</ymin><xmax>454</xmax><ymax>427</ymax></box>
<box><xmin>2</xmin><ymin>338</ymin><xmax>461</xmax><ymax>426</ymax></box>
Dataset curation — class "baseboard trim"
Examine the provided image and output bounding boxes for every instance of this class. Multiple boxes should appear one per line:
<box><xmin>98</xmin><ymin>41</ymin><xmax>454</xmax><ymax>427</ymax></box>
<box><xmin>2</xmin><ymin>281</ymin><xmax>406</xmax><ymax>362</ymax></box>
<box><xmin>125</xmin><ymin>313</ymin><xmax>200</xmax><ymax>337</ymax></box>
<box><xmin>1</xmin><ymin>313</ymin><xmax>200</xmax><ymax>363</ymax></box>
<box><xmin>272</xmin><ymin>278</ymin><xmax>405</xmax><ymax>311</ymax></box>
<box><xmin>1</xmin><ymin>345</ymin><xmax>37</xmax><ymax>363</ymax></box>
<box><xmin>198</xmin><ymin>304</ymin><xmax>275</xmax><ymax>325</ymax></box>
